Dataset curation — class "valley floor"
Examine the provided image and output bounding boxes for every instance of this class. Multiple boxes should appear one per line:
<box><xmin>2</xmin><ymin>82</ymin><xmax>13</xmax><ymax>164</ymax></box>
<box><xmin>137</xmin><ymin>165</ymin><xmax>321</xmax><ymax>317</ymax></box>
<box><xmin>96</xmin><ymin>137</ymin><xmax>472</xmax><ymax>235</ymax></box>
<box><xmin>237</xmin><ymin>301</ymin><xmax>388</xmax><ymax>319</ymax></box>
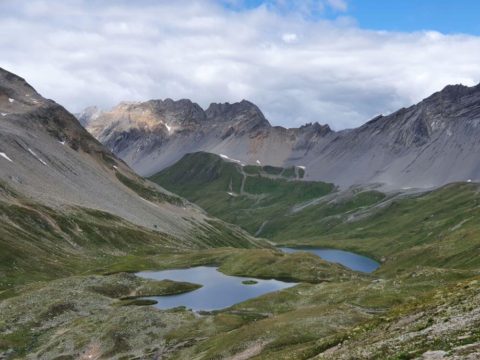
<box><xmin>2</xmin><ymin>247</ymin><xmax>480</xmax><ymax>359</ymax></box>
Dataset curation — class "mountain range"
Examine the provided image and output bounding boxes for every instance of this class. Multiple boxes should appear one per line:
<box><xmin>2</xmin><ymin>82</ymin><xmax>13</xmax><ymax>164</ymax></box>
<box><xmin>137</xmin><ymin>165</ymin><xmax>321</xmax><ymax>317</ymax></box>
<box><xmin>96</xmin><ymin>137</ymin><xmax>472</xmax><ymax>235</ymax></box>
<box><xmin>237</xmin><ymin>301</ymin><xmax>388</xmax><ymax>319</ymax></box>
<box><xmin>3</xmin><ymin>67</ymin><xmax>480</xmax><ymax>359</ymax></box>
<box><xmin>79</xmin><ymin>83</ymin><xmax>480</xmax><ymax>190</ymax></box>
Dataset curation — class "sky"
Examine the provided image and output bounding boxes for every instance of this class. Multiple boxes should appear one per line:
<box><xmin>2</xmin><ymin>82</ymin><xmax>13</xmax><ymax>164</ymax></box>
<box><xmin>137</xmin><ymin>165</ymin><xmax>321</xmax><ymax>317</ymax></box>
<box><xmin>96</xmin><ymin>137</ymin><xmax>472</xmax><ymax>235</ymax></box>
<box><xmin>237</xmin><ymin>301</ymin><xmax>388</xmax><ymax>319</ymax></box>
<box><xmin>1</xmin><ymin>0</ymin><xmax>480</xmax><ymax>129</ymax></box>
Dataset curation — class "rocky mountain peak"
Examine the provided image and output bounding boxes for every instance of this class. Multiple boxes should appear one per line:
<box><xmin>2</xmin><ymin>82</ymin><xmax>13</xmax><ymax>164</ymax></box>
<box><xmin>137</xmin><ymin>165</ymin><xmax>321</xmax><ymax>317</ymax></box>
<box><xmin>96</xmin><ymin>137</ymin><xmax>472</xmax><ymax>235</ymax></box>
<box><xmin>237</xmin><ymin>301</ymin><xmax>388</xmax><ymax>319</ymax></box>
<box><xmin>415</xmin><ymin>82</ymin><xmax>480</xmax><ymax>131</ymax></box>
<box><xmin>298</xmin><ymin>122</ymin><xmax>332</xmax><ymax>136</ymax></box>
<box><xmin>205</xmin><ymin>99</ymin><xmax>271</xmax><ymax>134</ymax></box>
<box><xmin>76</xmin><ymin>105</ymin><xmax>102</xmax><ymax>127</ymax></box>
<box><xmin>357</xmin><ymin>81</ymin><xmax>480</xmax><ymax>148</ymax></box>
<box><xmin>0</xmin><ymin>67</ymin><xmax>47</xmax><ymax>111</ymax></box>
<box><xmin>148</xmin><ymin>98</ymin><xmax>206</xmax><ymax>124</ymax></box>
<box><xmin>0</xmin><ymin>67</ymin><xmax>34</xmax><ymax>94</ymax></box>
<box><xmin>430</xmin><ymin>83</ymin><xmax>479</xmax><ymax>101</ymax></box>
<box><xmin>86</xmin><ymin>98</ymin><xmax>207</xmax><ymax>140</ymax></box>
<box><xmin>417</xmin><ymin>82</ymin><xmax>480</xmax><ymax>112</ymax></box>
<box><xmin>0</xmin><ymin>68</ymin><xmax>111</xmax><ymax>158</ymax></box>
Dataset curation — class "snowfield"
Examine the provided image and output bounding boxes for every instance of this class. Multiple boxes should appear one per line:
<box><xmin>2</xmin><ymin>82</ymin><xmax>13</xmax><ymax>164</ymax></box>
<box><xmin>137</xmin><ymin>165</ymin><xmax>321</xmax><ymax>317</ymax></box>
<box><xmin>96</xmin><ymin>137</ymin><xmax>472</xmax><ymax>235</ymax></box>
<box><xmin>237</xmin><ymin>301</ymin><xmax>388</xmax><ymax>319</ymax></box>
<box><xmin>220</xmin><ymin>154</ymin><xmax>244</xmax><ymax>165</ymax></box>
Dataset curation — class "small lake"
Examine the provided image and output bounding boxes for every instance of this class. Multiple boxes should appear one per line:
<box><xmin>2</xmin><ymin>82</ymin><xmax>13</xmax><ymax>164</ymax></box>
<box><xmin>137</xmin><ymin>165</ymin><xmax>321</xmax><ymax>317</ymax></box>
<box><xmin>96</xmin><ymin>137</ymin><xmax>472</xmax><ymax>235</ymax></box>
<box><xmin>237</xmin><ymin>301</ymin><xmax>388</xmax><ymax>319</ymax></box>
<box><xmin>137</xmin><ymin>266</ymin><xmax>296</xmax><ymax>311</ymax></box>
<box><xmin>280</xmin><ymin>247</ymin><xmax>380</xmax><ymax>273</ymax></box>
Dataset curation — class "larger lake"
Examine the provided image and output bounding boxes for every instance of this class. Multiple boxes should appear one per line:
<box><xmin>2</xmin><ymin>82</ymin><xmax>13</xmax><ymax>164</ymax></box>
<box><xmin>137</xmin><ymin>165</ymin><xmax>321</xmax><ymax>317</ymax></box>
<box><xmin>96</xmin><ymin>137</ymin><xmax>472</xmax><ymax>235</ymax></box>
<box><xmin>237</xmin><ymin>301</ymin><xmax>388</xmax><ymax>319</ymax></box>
<box><xmin>137</xmin><ymin>266</ymin><xmax>296</xmax><ymax>311</ymax></box>
<box><xmin>137</xmin><ymin>248</ymin><xmax>379</xmax><ymax>311</ymax></box>
<box><xmin>280</xmin><ymin>247</ymin><xmax>380</xmax><ymax>273</ymax></box>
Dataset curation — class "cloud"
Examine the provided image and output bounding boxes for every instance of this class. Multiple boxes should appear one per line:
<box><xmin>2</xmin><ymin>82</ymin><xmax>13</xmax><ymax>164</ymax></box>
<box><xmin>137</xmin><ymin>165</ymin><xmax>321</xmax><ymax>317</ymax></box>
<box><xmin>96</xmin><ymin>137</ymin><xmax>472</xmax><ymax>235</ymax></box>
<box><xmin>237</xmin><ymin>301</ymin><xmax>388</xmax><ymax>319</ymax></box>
<box><xmin>282</xmin><ymin>33</ymin><xmax>298</xmax><ymax>43</ymax></box>
<box><xmin>1</xmin><ymin>0</ymin><xmax>480</xmax><ymax>130</ymax></box>
<box><xmin>223</xmin><ymin>0</ymin><xmax>348</xmax><ymax>15</ymax></box>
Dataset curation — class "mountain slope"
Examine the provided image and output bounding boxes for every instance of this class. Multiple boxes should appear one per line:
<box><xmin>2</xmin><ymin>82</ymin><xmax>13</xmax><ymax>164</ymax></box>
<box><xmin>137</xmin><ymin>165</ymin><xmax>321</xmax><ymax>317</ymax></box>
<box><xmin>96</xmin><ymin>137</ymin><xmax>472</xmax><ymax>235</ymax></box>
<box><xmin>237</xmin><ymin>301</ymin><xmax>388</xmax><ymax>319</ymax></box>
<box><xmin>151</xmin><ymin>152</ymin><xmax>335</xmax><ymax>235</ymax></box>
<box><xmin>0</xmin><ymin>68</ymin><xmax>260</xmax><ymax>287</ymax></box>
<box><xmin>83</xmin><ymin>83</ymin><xmax>480</xmax><ymax>189</ymax></box>
<box><xmin>152</xmin><ymin>152</ymin><xmax>480</xmax><ymax>274</ymax></box>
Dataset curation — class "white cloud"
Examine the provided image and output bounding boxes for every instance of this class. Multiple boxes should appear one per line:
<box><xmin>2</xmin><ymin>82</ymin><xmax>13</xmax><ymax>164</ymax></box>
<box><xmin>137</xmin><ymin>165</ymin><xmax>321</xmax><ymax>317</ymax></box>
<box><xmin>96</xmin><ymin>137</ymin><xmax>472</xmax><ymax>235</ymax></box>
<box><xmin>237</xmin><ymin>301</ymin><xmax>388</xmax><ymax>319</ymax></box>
<box><xmin>0</xmin><ymin>0</ymin><xmax>480</xmax><ymax>130</ymax></box>
<box><xmin>258</xmin><ymin>0</ymin><xmax>348</xmax><ymax>15</ymax></box>
<box><xmin>282</xmin><ymin>33</ymin><xmax>298</xmax><ymax>43</ymax></box>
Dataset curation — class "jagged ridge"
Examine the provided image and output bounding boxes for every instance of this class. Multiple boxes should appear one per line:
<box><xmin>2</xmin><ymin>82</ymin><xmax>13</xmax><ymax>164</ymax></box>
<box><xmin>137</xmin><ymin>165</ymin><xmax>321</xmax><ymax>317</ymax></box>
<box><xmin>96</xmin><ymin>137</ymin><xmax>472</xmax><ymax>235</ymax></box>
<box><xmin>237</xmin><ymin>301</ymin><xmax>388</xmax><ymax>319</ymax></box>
<box><xmin>82</xmin><ymin>81</ymin><xmax>480</xmax><ymax>189</ymax></box>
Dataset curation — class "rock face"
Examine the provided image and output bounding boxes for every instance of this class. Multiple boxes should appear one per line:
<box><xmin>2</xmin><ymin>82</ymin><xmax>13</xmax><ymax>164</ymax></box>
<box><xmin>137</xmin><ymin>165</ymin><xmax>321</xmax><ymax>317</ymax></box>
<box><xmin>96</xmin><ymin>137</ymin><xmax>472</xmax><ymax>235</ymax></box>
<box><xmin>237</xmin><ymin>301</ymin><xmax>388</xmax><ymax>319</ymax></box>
<box><xmin>0</xmin><ymin>67</ymin><xmax>256</xmax><ymax>246</ymax></box>
<box><xmin>82</xmin><ymin>83</ymin><xmax>480</xmax><ymax>189</ymax></box>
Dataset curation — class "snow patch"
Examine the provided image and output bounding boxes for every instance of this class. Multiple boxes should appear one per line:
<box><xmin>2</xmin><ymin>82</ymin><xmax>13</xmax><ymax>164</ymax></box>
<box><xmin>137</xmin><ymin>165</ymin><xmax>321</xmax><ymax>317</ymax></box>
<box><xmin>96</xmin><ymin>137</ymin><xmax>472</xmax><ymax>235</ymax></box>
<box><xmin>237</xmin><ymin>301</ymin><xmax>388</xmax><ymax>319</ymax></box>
<box><xmin>28</xmin><ymin>148</ymin><xmax>48</xmax><ymax>166</ymax></box>
<box><xmin>1</xmin><ymin>113</ymin><xmax>7</xmax><ymax>116</ymax></box>
<box><xmin>256</xmin><ymin>160</ymin><xmax>261</xmax><ymax>165</ymax></box>
<box><xmin>219</xmin><ymin>154</ymin><xmax>243</xmax><ymax>165</ymax></box>
<box><xmin>8</xmin><ymin>98</ymin><xmax>14</xmax><ymax>103</ymax></box>
<box><xmin>0</xmin><ymin>152</ymin><xmax>13</xmax><ymax>162</ymax></box>
<box><xmin>59</xmin><ymin>140</ymin><xmax>66</xmax><ymax>145</ymax></box>
<box><xmin>297</xmin><ymin>166</ymin><xmax>306</xmax><ymax>170</ymax></box>
<box><xmin>467</xmin><ymin>179</ymin><xmax>472</xmax><ymax>183</ymax></box>
<box><xmin>113</xmin><ymin>165</ymin><xmax>118</xmax><ymax>170</ymax></box>
<box><xmin>165</xmin><ymin>123</ymin><xmax>172</xmax><ymax>133</ymax></box>
<box><xmin>227</xmin><ymin>192</ymin><xmax>238</xmax><ymax>197</ymax></box>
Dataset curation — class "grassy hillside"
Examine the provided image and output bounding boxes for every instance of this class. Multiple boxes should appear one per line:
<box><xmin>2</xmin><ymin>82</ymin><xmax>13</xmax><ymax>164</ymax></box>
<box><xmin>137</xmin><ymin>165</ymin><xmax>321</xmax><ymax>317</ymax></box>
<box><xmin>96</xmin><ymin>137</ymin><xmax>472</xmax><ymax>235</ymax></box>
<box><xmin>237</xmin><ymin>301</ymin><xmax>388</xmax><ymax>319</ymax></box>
<box><xmin>281</xmin><ymin>182</ymin><xmax>480</xmax><ymax>273</ymax></box>
<box><xmin>150</xmin><ymin>152</ymin><xmax>335</xmax><ymax>235</ymax></box>
<box><xmin>0</xmin><ymin>179</ymin><xmax>261</xmax><ymax>290</ymax></box>
<box><xmin>152</xmin><ymin>152</ymin><xmax>480</xmax><ymax>274</ymax></box>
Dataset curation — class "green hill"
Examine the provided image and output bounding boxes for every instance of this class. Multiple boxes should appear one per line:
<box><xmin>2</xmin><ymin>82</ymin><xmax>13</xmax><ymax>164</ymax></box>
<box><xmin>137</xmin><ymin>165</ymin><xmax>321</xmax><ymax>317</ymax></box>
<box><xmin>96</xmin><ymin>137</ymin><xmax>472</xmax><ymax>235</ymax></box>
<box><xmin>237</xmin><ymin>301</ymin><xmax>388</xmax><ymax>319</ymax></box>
<box><xmin>150</xmin><ymin>152</ymin><xmax>335</xmax><ymax>235</ymax></box>
<box><xmin>152</xmin><ymin>152</ymin><xmax>480</xmax><ymax>274</ymax></box>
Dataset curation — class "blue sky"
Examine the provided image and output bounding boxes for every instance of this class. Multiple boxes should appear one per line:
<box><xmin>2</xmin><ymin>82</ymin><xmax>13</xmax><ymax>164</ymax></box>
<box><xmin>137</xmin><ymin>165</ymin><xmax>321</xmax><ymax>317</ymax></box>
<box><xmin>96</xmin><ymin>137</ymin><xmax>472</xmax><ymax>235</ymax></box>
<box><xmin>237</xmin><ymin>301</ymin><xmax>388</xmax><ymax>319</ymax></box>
<box><xmin>225</xmin><ymin>0</ymin><xmax>480</xmax><ymax>35</ymax></box>
<box><xmin>348</xmin><ymin>0</ymin><xmax>480</xmax><ymax>35</ymax></box>
<box><xmin>2</xmin><ymin>0</ymin><xmax>480</xmax><ymax>129</ymax></box>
